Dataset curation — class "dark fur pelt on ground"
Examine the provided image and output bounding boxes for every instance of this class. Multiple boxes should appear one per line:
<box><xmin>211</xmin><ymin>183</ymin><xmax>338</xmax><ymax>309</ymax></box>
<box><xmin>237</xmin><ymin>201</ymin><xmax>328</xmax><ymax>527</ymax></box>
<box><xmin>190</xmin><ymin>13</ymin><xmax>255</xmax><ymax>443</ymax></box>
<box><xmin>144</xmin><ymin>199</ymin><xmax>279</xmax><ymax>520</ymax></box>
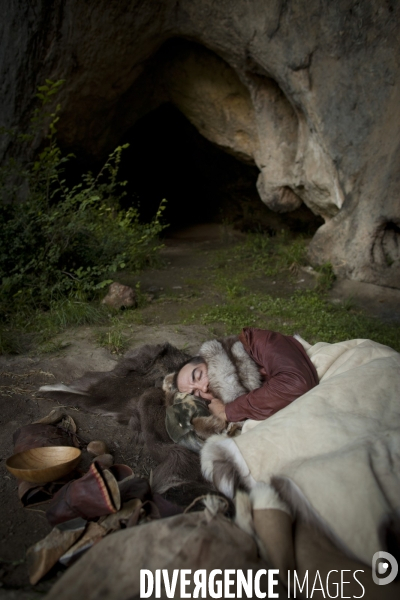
<box><xmin>135</xmin><ymin>386</ymin><xmax>223</xmax><ymax>508</ymax></box>
<box><xmin>40</xmin><ymin>342</ymin><xmax>189</xmax><ymax>423</ymax></box>
<box><xmin>40</xmin><ymin>343</ymin><xmax>221</xmax><ymax>507</ymax></box>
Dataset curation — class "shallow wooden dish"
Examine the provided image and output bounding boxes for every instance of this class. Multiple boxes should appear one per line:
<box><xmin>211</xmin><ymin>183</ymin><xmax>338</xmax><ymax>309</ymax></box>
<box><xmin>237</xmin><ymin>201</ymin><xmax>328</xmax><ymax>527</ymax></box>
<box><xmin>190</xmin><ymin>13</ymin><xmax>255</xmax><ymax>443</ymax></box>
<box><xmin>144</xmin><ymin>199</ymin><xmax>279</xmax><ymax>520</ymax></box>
<box><xmin>6</xmin><ymin>446</ymin><xmax>81</xmax><ymax>483</ymax></box>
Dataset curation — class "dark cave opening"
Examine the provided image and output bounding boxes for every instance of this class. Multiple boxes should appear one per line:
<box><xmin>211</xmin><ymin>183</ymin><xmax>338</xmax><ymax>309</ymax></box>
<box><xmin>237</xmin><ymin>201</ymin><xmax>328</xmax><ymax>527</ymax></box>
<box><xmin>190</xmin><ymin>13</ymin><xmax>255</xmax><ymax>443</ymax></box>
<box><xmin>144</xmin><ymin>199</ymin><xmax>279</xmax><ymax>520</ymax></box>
<box><xmin>117</xmin><ymin>103</ymin><xmax>323</xmax><ymax>237</ymax></box>
<box><xmin>118</xmin><ymin>102</ymin><xmax>258</xmax><ymax>231</ymax></box>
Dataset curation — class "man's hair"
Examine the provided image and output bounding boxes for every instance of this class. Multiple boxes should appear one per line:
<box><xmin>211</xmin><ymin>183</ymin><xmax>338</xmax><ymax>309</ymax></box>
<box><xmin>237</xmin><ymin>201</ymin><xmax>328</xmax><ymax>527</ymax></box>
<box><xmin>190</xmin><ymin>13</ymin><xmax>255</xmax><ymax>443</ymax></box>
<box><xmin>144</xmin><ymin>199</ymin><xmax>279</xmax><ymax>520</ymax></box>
<box><xmin>173</xmin><ymin>355</ymin><xmax>205</xmax><ymax>391</ymax></box>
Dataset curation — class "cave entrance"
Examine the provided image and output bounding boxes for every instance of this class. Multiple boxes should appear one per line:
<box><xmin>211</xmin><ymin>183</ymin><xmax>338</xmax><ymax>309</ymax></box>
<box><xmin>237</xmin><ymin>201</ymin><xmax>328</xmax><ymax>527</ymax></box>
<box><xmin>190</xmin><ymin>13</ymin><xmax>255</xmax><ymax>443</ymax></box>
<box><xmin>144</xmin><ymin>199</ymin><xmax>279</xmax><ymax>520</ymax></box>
<box><xmin>118</xmin><ymin>102</ymin><xmax>263</xmax><ymax>235</ymax></box>
<box><xmin>57</xmin><ymin>36</ymin><xmax>324</xmax><ymax>240</ymax></box>
<box><xmin>118</xmin><ymin>102</ymin><xmax>322</xmax><ymax>238</ymax></box>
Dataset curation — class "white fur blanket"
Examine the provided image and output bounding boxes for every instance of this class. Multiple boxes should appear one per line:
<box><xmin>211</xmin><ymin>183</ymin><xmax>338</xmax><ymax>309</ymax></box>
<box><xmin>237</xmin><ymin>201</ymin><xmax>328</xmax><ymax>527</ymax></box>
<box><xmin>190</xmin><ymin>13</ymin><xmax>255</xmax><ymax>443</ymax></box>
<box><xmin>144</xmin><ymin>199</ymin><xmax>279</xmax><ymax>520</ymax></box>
<box><xmin>201</xmin><ymin>338</ymin><xmax>400</xmax><ymax>565</ymax></box>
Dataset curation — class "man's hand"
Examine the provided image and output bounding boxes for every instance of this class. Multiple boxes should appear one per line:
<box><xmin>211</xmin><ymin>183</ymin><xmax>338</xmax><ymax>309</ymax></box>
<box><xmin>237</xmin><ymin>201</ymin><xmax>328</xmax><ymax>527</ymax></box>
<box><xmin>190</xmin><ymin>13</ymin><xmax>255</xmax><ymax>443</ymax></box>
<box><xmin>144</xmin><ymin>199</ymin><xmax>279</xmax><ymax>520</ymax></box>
<box><xmin>196</xmin><ymin>390</ymin><xmax>215</xmax><ymax>401</ymax></box>
<box><xmin>208</xmin><ymin>397</ymin><xmax>227</xmax><ymax>422</ymax></box>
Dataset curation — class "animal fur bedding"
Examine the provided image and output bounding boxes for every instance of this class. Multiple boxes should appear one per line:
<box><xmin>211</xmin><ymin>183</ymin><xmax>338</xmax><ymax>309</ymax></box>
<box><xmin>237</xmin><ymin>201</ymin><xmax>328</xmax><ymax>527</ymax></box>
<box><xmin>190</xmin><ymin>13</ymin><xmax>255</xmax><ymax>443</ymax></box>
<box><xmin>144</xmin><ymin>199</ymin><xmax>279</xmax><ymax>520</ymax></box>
<box><xmin>201</xmin><ymin>337</ymin><xmax>400</xmax><ymax>567</ymax></box>
<box><xmin>39</xmin><ymin>335</ymin><xmax>400</xmax><ymax>569</ymax></box>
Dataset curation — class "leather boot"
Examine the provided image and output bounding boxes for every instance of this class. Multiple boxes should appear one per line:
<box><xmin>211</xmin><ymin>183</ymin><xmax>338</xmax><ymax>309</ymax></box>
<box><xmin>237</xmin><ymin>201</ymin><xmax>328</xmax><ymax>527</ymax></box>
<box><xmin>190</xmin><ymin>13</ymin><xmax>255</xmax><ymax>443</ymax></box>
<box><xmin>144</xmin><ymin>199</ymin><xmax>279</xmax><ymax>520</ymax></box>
<box><xmin>46</xmin><ymin>462</ymin><xmax>120</xmax><ymax>526</ymax></box>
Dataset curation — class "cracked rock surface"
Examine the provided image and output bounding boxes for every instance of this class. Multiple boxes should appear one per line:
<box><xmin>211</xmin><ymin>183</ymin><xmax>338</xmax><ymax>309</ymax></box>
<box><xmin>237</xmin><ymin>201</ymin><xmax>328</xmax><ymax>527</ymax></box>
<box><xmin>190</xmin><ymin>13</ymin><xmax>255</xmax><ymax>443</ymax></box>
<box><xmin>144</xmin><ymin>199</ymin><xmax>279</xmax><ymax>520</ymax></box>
<box><xmin>1</xmin><ymin>0</ymin><xmax>399</xmax><ymax>288</ymax></box>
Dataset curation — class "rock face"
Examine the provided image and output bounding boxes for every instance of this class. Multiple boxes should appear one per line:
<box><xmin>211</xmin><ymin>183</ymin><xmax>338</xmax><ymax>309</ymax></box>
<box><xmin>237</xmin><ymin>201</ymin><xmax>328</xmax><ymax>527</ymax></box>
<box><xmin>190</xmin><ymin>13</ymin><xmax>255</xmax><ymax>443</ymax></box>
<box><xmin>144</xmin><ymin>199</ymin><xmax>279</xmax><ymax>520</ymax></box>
<box><xmin>1</xmin><ymin>0</ymin><xmax>399</xmax><ymax>288</ymax></box>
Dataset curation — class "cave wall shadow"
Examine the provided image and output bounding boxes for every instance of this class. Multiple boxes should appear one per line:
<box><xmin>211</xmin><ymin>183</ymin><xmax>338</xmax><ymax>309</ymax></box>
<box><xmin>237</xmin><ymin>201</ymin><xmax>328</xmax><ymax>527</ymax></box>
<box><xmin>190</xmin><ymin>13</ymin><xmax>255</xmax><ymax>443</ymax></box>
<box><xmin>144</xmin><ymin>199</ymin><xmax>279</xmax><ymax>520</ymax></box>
<box><xmin>117</xmin><ymin>102</ymin><xmax>323</xmax><ymax>236</ymax></box>
<box><xmin>118</xmin><ymin>102</ymin><xmax>257</xmax><ymax>230</ymax></box>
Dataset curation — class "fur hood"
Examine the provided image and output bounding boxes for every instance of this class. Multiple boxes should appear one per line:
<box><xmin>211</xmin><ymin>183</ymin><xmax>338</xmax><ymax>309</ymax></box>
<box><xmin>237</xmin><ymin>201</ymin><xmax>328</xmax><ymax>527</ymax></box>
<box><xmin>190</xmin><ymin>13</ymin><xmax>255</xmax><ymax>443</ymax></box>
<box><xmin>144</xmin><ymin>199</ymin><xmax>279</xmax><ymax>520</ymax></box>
<box><xmin>199</xmin><ymin>336</ymin><xmax>262</xmax><ymax>404</ymax></box>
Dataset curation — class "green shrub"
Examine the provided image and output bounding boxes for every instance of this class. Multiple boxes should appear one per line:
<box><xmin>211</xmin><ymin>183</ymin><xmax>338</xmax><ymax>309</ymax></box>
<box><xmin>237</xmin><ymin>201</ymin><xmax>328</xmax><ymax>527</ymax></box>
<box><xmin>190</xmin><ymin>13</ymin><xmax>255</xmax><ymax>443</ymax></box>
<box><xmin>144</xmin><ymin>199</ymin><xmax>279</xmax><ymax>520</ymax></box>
<box><xmin>0</xmin><ymin>81</ymin><xmax>167</xmax><ymax>317</ymax></box>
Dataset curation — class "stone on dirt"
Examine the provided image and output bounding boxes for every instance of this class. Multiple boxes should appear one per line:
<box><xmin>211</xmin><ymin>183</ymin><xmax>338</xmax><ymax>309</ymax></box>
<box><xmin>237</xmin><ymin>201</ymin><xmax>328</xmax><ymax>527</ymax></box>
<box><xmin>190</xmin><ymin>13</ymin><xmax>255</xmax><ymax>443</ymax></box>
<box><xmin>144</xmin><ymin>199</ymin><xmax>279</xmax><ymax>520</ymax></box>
<box><xmin>87</xmin><ymin>440</ymin><xmax>109</xmax><ymax>457</ymax></box>
<box><xmin>102</xmin><ymin>282</ymin><xmax>137</xmax><ymax>310</ymax></box>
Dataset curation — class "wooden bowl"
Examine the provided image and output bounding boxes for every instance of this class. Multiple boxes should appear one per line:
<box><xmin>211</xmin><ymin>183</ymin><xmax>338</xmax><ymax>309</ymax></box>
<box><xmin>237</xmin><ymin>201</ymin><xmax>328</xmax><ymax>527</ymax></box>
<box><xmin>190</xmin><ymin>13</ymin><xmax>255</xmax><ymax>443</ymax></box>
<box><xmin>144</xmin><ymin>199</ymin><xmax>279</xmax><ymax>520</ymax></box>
<box><xmin>6</xmin><ymin>446</ymin><xmax>81</xmax><ymax>483</ymax></box>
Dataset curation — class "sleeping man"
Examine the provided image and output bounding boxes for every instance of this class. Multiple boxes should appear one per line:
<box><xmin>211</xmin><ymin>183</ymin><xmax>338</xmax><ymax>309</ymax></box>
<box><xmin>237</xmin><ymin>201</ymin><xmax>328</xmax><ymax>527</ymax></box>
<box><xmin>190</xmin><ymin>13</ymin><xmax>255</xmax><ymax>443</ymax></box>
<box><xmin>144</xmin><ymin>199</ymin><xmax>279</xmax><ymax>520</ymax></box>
<box><xmin>173</xmin><ymin>327</ymin><xmax>319</xmax><ymax>423</ymax></box>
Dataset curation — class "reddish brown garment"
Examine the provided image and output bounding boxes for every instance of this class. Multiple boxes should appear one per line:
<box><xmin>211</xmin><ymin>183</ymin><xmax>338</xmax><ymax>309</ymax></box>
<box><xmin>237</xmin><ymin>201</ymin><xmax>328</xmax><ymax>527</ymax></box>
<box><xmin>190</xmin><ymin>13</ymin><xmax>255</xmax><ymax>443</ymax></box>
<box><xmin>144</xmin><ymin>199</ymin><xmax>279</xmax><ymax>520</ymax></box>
<box><xmin>225</xmin><ymin>328</ymin><xmax>319</xmax><ymax>422</ymax></box>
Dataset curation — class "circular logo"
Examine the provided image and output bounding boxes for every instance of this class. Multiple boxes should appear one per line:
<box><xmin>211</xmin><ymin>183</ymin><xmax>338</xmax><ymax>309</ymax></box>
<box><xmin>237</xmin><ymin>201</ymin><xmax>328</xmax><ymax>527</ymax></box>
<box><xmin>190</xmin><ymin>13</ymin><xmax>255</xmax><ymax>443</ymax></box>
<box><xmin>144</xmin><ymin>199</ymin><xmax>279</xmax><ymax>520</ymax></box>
<box><xmin>372</xmin><ymin>551</ymin><xmax>398</xmax><ymax>586</ymax></box>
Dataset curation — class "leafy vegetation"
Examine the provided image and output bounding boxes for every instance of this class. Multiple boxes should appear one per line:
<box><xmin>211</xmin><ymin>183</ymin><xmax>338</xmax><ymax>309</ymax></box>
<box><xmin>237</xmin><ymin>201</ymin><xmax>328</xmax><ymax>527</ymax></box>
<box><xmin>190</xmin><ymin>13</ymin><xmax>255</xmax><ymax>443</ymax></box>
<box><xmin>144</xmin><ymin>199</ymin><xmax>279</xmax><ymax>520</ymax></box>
<box><xmin>0</xmin><ymin>81</ymin><xmax>167</xmax><ymax>353</ymax></box>
<box><xmin>1</xmin><ymin>84</ymin><xmax>398</xmax><ymax>356</ymax></box>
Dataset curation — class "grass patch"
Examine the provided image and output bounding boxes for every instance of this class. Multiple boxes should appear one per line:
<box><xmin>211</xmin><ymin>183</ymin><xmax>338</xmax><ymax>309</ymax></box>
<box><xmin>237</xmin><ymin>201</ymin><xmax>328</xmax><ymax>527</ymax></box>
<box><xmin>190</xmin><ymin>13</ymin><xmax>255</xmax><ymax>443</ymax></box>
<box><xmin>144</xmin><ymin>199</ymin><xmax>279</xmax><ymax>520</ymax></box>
<box><xmin>0</xmin><ymin>299</ymin><xmax>109</xmax><ymax>355</ymax></box>
<box><xmin>315</xmin><ymin>262</ymin><xmax>336</xmax><ymax>292</ymax></box>
<box><xmin>226</xmin><ymin>232</ymin><xmax>309</xmax><ymax>277</ymax></box>
<box><xmin>183</xmin><ymin>290</ymin><xmax>400</xmax><ymax>351</ymax></box>
<box><xmin>180</xmin><ymin>233</ymin><xmax>400</xmax><ymax>351</ymax></box>
<box><xmin>206</xmin><ymin>232</ymin><xmax>310</xmax><ymax>295</ymax></box>
<box><xmin>96</xmin><ymin>322</ymin><xmax>130</xmax><ymax>355</ymax></box>
<box><xmin>1</xmin><ymin>230</ymin><xmax>399</xmax><ymax>355</ymax></box>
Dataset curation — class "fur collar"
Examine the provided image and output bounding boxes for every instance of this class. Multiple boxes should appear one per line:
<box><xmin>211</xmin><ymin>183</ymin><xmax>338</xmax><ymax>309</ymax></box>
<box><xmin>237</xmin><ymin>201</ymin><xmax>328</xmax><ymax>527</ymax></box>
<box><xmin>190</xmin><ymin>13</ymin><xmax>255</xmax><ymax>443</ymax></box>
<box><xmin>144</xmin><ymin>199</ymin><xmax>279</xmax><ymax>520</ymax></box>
<box><xmin>199</xmin><ymin>338</ymin><xmax>262</xmax><ymax>404</ymax></box>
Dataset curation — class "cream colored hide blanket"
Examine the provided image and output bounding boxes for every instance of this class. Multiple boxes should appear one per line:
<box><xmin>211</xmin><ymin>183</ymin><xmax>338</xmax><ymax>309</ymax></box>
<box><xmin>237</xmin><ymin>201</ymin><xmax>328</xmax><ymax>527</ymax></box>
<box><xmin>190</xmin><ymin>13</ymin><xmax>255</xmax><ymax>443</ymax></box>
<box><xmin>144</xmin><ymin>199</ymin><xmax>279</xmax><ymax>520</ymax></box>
<box><xmin>201</xmin><ymin>338</ymin><xmax>400</xmax><ymax>566</ymax></box>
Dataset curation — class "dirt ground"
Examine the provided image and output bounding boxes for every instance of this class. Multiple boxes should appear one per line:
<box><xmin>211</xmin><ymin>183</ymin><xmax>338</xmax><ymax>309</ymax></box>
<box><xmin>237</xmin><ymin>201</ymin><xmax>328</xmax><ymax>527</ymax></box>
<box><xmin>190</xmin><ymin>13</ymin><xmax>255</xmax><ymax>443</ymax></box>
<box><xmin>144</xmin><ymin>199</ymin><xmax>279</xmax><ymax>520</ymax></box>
<box><xmin>1</xmin><ymin>224</ymin><xmax>399</xmax><ymax>599</ymax></box>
